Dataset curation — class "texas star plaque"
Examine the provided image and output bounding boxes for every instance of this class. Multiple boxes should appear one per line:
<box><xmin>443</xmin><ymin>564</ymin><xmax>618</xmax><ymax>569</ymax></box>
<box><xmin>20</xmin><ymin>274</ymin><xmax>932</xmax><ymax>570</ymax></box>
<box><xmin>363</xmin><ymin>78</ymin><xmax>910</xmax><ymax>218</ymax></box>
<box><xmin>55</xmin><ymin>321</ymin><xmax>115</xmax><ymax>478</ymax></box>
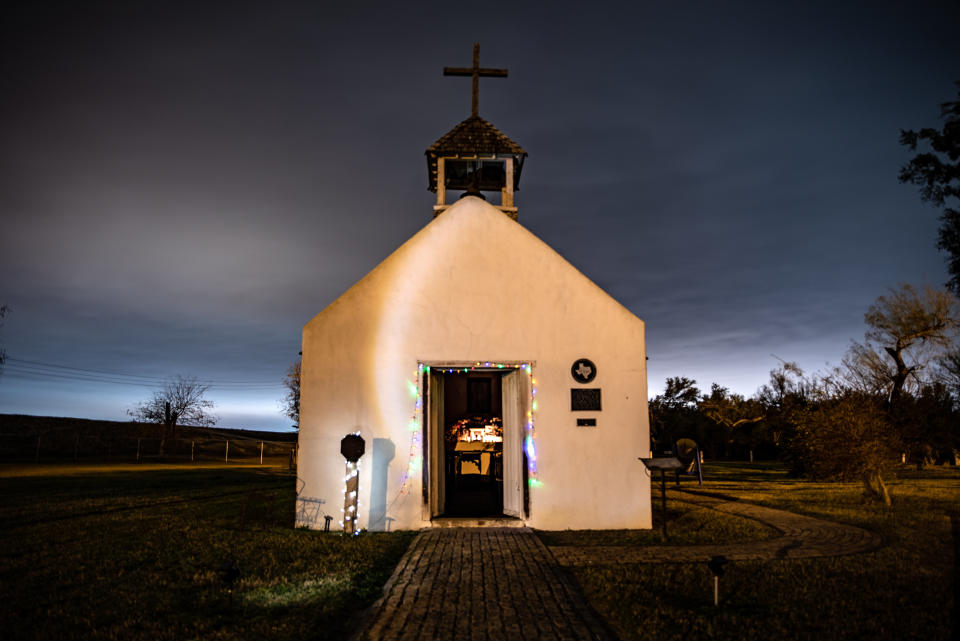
<box><xmin>571</xmin><ymin>358</ymin><xmax>597</xmax><ymax>384</ymax></box>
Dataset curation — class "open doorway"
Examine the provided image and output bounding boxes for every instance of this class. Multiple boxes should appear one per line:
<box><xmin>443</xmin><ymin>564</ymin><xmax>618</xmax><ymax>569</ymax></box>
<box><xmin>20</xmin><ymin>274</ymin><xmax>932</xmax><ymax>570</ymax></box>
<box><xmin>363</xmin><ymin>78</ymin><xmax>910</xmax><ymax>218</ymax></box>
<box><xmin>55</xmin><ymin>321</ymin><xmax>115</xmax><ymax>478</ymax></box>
<box><xmin>443</xmin><ymin>371</ymin><xmax>503</xmax><ymax>516</ymax></box>
<box><xmin>425</xmin><ymin>365</ymin><xmax>527</xmax><ymax>520</ymax></box>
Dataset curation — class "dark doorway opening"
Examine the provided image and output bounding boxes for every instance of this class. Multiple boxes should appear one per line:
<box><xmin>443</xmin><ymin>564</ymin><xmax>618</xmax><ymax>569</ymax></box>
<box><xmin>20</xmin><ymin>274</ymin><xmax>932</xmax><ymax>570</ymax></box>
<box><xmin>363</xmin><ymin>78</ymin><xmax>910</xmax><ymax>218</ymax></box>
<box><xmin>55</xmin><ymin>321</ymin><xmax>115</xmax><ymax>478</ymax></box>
<box><xmin>442</xmin><ymin>371</ymin><xmax>504</xmax><ymax>517</ymax></box>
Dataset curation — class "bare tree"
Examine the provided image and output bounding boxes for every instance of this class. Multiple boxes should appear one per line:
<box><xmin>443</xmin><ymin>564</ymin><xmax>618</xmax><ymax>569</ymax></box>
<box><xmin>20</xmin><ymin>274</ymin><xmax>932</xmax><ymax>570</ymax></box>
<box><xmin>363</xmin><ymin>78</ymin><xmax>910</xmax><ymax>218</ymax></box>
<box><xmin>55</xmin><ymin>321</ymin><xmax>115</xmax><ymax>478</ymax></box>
<box><xmin>129</xmin><ymin>375</ymin><xmax>217</xmax><ymax>440</ymax></box>
<box><xmin>282</xmin><ymin>358</ymin><xmax>301</xmax><ymax>430</ymax></box>
<box><xmin>939</xmin><ymin>349</ymin><xmax>960</xmax><ymax>397</ymax></box>
<box><xmin>700</xmin><ymin>386</ymin><xmax>765</xmax><ymax>429</ymax></box>
<box><xmin>695</xmin><ymin>384</ymin><xmax>764</xmax><ymax>458</ymax></box>
<box><xmin>843</xmin><ymin>284</ymin><xmax>958</xmax><ymax>403</ymax></box>
<box><xmin>756</xmin><ymin>361</ymin><xmax>808</xmax><ymax>449</ymax></box>
<box><xmin>757</xmin><ymin>361</ymin><xmax>806</xmax><ymax>408</ymax></box>
<box><xmin>0</xmin><ymin>305</ymin><xmax>8</xmax><ymax>374</ymax></box>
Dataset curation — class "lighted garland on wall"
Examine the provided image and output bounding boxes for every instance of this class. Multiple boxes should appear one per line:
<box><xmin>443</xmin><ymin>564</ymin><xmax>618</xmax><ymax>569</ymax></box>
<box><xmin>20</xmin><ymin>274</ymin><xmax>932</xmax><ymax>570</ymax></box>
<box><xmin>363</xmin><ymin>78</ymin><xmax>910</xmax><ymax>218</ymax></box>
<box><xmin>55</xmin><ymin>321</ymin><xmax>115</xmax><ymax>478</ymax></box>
<box><xmin>524</xmin><ymin>363</ymin><xmax>541</xmax><ymax>488</ymax></box>
<box><xmin>398</xmin><ymin>364</ymin><xmax>425</xmax><ymax>495</ymax></box>
<box><xmin>399</xmin><ymin>361</ymin><xmax>540</xmax><ymax>495</ymax></box>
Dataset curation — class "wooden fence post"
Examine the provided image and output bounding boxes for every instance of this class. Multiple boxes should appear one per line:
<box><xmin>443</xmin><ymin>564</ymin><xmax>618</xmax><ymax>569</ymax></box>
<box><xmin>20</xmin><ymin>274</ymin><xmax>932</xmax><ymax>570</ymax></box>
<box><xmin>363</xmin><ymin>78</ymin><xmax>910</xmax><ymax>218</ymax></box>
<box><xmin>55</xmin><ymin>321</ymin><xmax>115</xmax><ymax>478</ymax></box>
<box><xmin>191</xmin><ymin>440</ymin><xmax>195</xmax><ymax>462</ymax></box>
<box><xmin>136</xmin><ymin>438</ymin><xmax>142</xmax><ymax>463</ymax></box>
<box><xmin>260</xmin><ymin>441</ymin><xmax>264</xmax><ymax>465</ymax></box>
<box><xmin>225</xmin><ymin>440</ymin><xmax>229</xmax><ymax>463</ymax></box>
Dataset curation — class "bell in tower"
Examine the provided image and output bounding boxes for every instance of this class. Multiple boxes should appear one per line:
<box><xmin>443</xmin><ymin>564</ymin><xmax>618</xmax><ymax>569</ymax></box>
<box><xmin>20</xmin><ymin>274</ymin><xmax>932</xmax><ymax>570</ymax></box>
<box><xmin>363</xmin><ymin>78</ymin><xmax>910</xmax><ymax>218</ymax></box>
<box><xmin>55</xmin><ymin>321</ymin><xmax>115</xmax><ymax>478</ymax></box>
<box><xmin>426</xmin><ymin>43</ymin><xmax>527</xmax><ymax>220</ymax></box>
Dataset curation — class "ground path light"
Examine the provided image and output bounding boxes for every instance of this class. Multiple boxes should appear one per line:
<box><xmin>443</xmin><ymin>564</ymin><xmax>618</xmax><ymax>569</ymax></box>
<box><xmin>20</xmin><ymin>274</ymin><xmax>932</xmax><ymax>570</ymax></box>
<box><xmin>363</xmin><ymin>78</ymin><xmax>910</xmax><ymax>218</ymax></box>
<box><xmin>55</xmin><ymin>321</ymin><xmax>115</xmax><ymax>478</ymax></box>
<box><xmin>218</xmin><ymin>559</ymin><xmax>241</xmax><ymax>608</ymax></box>
<box><xmin>707</xmin><ymin>555</ymin><xmax>728</xmax><ymax>606</ymax></box>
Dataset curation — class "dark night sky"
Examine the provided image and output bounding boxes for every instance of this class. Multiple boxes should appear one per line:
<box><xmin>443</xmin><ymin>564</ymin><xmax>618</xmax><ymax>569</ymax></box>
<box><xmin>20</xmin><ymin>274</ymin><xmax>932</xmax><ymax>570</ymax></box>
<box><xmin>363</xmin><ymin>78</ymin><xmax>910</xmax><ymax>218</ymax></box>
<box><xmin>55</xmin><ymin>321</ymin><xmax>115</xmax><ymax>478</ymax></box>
<box><xmin>2</xmin><ymin>0</ymin><xmax>958</xmax><ymax>430</ymax></box>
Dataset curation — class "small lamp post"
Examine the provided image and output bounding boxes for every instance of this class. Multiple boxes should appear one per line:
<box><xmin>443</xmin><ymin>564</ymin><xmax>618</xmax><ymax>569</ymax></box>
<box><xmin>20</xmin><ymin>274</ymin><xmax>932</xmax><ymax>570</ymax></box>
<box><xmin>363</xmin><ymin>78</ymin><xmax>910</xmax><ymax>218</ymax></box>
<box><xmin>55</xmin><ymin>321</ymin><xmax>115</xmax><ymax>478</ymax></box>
<box><xmin>340</xmin><ymin>433</ymin><xmax>366</xmax><ymax>535</ymax></box>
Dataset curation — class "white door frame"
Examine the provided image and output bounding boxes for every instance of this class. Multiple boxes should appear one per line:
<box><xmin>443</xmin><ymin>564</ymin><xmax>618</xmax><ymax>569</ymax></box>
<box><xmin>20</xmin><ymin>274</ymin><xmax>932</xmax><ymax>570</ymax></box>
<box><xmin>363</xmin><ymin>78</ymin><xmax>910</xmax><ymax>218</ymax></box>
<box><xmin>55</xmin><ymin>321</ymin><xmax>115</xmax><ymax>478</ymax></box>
<box><xmin>421</xmin><ymin>361</ymin><xmax>532</xmax><ymax>520</ymax></box>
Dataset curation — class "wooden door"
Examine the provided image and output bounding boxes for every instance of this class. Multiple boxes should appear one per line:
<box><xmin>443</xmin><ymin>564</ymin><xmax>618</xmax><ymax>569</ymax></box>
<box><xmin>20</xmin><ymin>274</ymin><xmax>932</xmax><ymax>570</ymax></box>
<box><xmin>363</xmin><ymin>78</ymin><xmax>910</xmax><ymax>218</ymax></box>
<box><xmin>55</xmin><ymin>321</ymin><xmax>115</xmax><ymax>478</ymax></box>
<box><xmin>501</xmin><ymin>370</ymin><xmax>523</xmax><ymax>517</ymax></box>
<box><xmin>428</xmin><ymin>371</ymin><xmax>445</xmax><ymax>517</ymax></box>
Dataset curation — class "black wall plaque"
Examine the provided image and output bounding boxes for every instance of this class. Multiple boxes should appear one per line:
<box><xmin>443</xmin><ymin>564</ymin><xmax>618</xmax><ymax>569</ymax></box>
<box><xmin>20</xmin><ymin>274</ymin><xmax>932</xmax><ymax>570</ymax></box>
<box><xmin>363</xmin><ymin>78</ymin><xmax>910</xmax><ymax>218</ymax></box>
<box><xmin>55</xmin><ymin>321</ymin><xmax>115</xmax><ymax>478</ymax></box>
<box><xmin>571</xmin><ymin>358</ymin><xmax>597</xmax><ymax>383</ymax></box>
<box><xmin>576</xmin><ymin>418</ymin><xmax>597</xmax><ymax>427</ymax></box>
<box><xmin>571</xmin><ymin>388</ymin><xmax>602</xmax><ymax>411</ymax></box>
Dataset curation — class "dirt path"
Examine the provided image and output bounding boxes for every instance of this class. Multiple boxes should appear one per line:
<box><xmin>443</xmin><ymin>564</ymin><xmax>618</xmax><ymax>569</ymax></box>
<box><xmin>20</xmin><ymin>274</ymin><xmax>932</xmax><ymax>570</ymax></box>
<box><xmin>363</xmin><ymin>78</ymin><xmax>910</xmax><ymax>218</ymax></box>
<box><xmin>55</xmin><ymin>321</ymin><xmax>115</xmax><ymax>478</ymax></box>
<box><xmin>548</xmin><ymin>490</ymin><xmax>884</xmax><ymax>566</ymax></box>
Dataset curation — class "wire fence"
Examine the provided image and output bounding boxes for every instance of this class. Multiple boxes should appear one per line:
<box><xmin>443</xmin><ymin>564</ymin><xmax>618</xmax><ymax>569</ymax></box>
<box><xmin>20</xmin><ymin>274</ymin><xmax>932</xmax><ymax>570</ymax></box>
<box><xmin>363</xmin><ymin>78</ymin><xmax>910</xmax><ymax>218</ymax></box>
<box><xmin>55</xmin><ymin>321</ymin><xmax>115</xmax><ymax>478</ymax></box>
<box><xmin>0</xmin><ymin>430</ymin><xmax>298</xmax><ymax>466</ymax></box>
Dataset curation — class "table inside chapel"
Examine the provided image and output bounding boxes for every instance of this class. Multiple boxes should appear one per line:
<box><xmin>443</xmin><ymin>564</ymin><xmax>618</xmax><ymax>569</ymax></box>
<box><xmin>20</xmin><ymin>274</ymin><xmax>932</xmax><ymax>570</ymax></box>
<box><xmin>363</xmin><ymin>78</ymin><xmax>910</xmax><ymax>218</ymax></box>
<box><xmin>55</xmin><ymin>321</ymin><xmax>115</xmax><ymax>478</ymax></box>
<box><xmin>448</xmin><ymin>441</ymin><xmax>502</xmax><ymax>485</ymax></box>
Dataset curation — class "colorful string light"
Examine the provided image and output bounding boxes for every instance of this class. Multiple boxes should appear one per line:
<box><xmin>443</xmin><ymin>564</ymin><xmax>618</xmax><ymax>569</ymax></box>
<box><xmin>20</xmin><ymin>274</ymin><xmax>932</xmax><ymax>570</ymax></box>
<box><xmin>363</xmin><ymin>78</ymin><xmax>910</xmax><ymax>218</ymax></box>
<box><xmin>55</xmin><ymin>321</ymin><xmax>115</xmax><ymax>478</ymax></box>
<box><xmin>399</xmin><ymin>361</ymin><xmax>540</xmax><ymax>495</ymax></box>
<box><xmin>398</xmin><ymin>364</ymin><xmax>425</xmax><ymax>495</ymax></box>
<box><xmin>524</xmin><ymin>365</ymin><xmax>540</xmax><ymax>486</ymax></box>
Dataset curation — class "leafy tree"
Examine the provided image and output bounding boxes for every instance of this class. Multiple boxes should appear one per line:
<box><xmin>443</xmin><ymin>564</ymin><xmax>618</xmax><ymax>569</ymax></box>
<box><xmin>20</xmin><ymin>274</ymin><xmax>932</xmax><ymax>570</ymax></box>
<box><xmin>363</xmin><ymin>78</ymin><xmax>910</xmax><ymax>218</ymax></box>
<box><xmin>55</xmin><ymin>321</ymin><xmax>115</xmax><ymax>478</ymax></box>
<box><xmin>648</xmin><ymin>377</ymin><xmax>702</xmax><ymax>451</ymax></box>
<box><xmin>282</xmin><ymin>358</ymin><xmax>301</xmax><ymax>429</ymax></box>
<box><xmin>129</xmin><ymin>375</ymin><xmax>217</xmax><ymax>439</ymax></box>
<box><xmin>796</xmin><ymin>391</ymin><xmax>899</xmax><ymax>505</ymax></box>
<box><xmin>843</xmin><ymin>283</ymin><xmax>957</xmax><ymax>404</ymax></box>
<box><xmin>927</xmin><ymin>353</ymin><xmax>960</xmax><ymax>462</ymax></box>
<box><xmin>699</xmin><ymin>384</ymin><xmax>765</xmax><ymax>457</ymax></box>
<box><xmin>889</xmin><ymin>382</ymin><xmax>958</xmax><ymax>466</ymax></box>
<box><xmin>900</xmin><ymin>83</ymin><xmax>960</xmax><ymax>293</ymax></box>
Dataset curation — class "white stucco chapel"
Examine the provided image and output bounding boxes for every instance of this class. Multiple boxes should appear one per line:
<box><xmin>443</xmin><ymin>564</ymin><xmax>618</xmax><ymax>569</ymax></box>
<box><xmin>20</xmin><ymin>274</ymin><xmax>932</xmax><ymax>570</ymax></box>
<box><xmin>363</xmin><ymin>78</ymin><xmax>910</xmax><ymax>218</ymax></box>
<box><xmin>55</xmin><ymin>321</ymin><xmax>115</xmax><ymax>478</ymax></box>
<box><xmin>296</xmin><ymin>46</ymin><xmax>651</xmax><ymax>532</ymax></box>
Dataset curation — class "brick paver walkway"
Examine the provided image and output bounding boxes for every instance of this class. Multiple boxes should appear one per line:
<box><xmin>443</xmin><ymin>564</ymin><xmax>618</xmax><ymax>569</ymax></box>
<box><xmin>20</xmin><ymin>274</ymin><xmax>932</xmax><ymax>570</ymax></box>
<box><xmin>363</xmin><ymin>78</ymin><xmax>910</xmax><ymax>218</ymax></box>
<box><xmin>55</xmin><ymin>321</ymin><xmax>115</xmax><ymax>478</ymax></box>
<box><xmin>549</xmin><ymin>490</ymin><xmax>884</xmax><ymax>566</ymax></box>
<box><xmin>353</xmin><ymin>493</ymin><xmax>884</xmax><ymax>640</ymax></box>
<box><xmin>354</xmin><ymin>528</ymin><xmax>616</xmax><ymax>641</ymax></box>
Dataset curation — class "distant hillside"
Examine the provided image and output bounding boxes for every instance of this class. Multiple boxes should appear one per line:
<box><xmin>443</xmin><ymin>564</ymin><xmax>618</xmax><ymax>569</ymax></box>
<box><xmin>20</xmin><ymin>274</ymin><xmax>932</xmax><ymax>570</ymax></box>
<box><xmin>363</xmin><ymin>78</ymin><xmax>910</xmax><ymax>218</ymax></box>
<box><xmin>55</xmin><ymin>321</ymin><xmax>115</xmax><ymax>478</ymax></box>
<box><xmin>0</xmin><ymin>414</ymin><xmax>297</xmax><ymax>463</ymax></box>
<box><xmin>0</xmin><ymin>414</ymin><xmax>298</xmax><ymax>441</ymax></box>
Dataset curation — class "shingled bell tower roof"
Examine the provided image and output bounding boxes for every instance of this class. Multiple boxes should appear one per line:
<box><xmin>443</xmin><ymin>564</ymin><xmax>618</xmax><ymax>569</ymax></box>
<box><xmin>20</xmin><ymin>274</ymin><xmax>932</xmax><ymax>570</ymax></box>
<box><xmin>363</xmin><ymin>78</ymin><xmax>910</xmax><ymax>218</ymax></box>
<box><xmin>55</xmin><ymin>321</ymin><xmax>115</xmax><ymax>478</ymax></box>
<box><xmin>426</xmin><ymin>44</ymin><xmax>528</xmax><ymax>221</ymax></box>
<box><xmin>425</xmin><ymin>115</ymin><xmax>527</xmax><ymax>192</ymax></box>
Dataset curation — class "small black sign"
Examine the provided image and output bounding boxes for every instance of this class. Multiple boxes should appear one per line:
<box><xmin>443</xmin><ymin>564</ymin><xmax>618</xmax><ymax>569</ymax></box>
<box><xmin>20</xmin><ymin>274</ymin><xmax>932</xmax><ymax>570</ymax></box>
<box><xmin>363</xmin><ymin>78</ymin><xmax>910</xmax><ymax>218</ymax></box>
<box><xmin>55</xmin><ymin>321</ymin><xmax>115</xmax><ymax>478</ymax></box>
<box><xmin>571</xmin><ymin>358</ymin><xmax>597</xmax><ymax>384</ymax></box>
<box><xmin>571</xmin><ymin>388</ymin><xmax>602</xmax><ymax>411</ymax></box>
<box><xmin>340</xmin><ymin>433</ymin><xmax>366</xmax><ymax>462</ymax></box>
<box><xmin>576</xmin><ymin>418</ymin><xmax>597</xmax><ymax>427</ymax></box>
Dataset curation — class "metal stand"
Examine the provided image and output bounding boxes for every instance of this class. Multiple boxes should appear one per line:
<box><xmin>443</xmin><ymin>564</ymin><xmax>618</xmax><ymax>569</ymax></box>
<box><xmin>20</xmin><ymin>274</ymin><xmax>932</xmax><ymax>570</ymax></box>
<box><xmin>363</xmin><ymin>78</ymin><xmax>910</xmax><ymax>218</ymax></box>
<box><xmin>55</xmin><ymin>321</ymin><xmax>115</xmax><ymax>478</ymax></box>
<box><xmin>659</xmin><ymin>469</ymin><xmax>668</xmax><ymax>541</ymax></box>
<box><xmin>638</xmin><ymin>457</ymin><xmax>684</xmax><ymax>542</ymax></box>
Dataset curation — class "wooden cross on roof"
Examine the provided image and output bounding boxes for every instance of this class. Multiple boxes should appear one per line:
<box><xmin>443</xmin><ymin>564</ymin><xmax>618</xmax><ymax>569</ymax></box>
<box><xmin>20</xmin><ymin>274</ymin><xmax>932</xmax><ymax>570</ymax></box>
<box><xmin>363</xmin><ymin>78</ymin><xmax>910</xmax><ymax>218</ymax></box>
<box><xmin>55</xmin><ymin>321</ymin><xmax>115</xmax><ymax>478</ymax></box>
<box><xmin>443</xmin><ymin>43</ymin><xmax>507</xmax><ymax>118</ymax></box>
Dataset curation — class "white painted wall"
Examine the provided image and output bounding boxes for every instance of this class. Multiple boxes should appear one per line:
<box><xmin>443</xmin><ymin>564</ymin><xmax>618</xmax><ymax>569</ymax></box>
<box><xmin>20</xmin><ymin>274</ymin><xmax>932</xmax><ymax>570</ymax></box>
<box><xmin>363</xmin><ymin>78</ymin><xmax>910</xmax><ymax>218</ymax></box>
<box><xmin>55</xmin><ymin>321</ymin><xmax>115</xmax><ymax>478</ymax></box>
<box><xmin>299</xmin><ymin>196</ymin><xmax>650</xmax><ymax>531</ymax></box>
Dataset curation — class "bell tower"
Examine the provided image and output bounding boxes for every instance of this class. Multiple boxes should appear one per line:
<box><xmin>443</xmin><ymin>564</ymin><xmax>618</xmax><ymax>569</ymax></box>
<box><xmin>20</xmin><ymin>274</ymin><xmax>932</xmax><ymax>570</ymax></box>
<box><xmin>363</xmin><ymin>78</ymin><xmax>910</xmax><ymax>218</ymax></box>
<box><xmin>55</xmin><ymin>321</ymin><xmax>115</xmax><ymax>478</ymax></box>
<box><xmin>426</xmin><ymin>43</ymin><xmax>528</xmax><ymax>220</ymax></box>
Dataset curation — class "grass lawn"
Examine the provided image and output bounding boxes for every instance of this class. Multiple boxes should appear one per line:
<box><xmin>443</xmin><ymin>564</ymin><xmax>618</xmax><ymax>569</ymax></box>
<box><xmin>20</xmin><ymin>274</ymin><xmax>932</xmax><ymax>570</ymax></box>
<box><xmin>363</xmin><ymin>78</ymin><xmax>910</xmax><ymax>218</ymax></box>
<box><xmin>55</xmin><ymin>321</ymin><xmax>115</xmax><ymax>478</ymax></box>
<box><xmin>0</xmin><ymin>463</ymin><xmax>415</xmax><ymax>641</ymax></box>
<box><xmin>4</xmin><ymin>460</ymin><xmax>958</xmax><ymax>640</ymax></box>
<box><xmin>546</xmin><ymin>462</ymin><xmax>960</xmax><ymax>641</ymax></box>
<box><xmin>538</xmin><ymin>493</ymin><xmax>779</xmax><ymax>547</ymax></box>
